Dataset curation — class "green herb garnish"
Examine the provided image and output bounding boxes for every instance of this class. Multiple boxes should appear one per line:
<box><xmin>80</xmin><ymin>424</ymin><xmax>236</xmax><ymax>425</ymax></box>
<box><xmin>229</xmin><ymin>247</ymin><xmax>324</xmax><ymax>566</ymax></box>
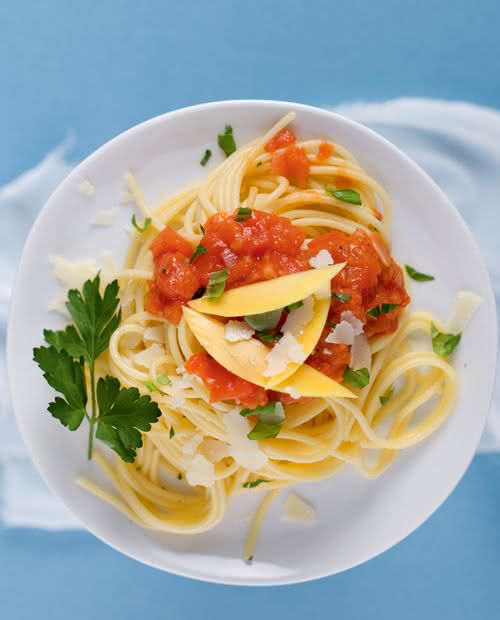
<box><xmin>218</xmin><ymin>125</ymin><xmax>237</xmax><ymax>157</ymax></box>
<box><xmin>367</xmin><ymin>303</ymin><xmax>398</xmax><ymax>318</ymax></box>
<box><xmin>200</xmin><ymin>149</ymin><xmax>212</xmax><ymax>166</ymax></box>
<box><xmin>235</xmin><ymin>207</ymin><xmax>252</xmax><ymax>222</ymax></box>
<box><xmin>190</xmin><ymin>244</ymin><xmax>208</xmax><ymax>263</ymax></box>
<box><xmin>256</xmin><ymin>331</ymin><xmax>282</xmax><ymax>343</ymax></box>
<box><xmin>286</xmin><ymin>300</ymin><xmax>303</xmax><ymax>311</ymax></box>
<box><xmin>169</xmin><ymin>426</ymin><xmax>176</xmax><ymax>439</ymax></box>
<box><xmin>245</xmin><ymin>308</ymin><xmax>282</xmax><ymax>331</ymax></box>
<box><xmin>157</xmin><ymin>374</ymin><xmax>171</xmax><ymax>386</ymax></box>
<box><xmin>240</xmin><ymin>401</ymin><xmax>285</xmax><ymax>440</ymax></box>
<box><xmin>325</xmin><ymin>187</ymin><xmax>362</xmax><ymax>205</ymax></box>
<box><xmin>343</xmin><ymin>367</ymin><xmax>370</xmax><ymax>388</ymax></box>
<box><xmin>431</xmin><ymin>323</ymin><xmax>461</xmax><ymax>357</ymax></box>
<box><xmin>35</xmin><ymin>275</ymin><xmax>161</xmax><ymax>462</ymax></box>
<box><xmin>243</xmin><ymin>479</ymin><xmax>270</xmax><ymax>489</ymax></box>
<box><xmin>205</xmin><ymin>268</ymin><xmax>229</xmax><ymax>300</ymax></box>
<box><xmin>177</xmin><ymin>472</ymin><xmax>183</xmax><ymax>480</ymax></box>
<box><xmin>405</xmin><ymin>265</ymin><xmax>435</xmax><ymax>282</ymax></box>
<box><xmin>380</xmin><ymin>387</ymin><xmax>394</xmax><ymax>406</ymax></box>
<box><xmin>131</xmin><ymin>214</ymin><xmax>152</xmax><ymax>233</ymax></box>
<box><xmin>142</xmin><ymin>380</ymin><xmax>163</xmax><ymax>394</ymax></box>
<box><xmin>200</xmin><ymin>224</ymin><xmax>205</xmax><ymax>235</ymax></box>
<box><xmin>332</xmin><ymin>292</ymin><xmax>352</xmax><ymax>303</ymax></box>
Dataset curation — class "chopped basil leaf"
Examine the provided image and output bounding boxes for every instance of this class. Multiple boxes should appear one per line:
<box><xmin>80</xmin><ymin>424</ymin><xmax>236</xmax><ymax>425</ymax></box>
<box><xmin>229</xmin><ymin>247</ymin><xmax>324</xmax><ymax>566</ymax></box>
<box><xmin>327</xmin><ymin>321</ymin><xmax>337</xmax><ymax>329</ymax></box>
<box><xmin>240</xmin><ymin>401</ymin><xmax>285</xmax><ymax>440</ymax></box>
<box><xmin>286</xmin><ymin>300</ymin><xmax>303</xmax><ymax>311</ymax></box>
<box><xmin>169</xmin><ymin>426</ymin><xmax>175</xmax><ymax>439</ymax></box>
<box><xmin>325</xmin><ymin>187</ymin><xmax>362</xmax><ymax>205</ymax></box>
<box><xmin>200</xmin><ymin>224</ymin><xmax>205</xmax><ymax>234</ymax></box>
<box><xmin>200</xmin><ymin>149</ymin><xmax>212</xmax><ymax>166</ymax></box>
<box><xmin>256</xmin><ymin>331</ymin><xmax>281</xmax><ymax>343</ymax></box>
<box><xmin>131</xmin><ymin>215</ymin><xmax>152</xmax><ymax>233</ymax></box>
<box><xmin>177</xmin><ymin>472</ymin><xmax>182</xmax><ymax>480</ymax></box>
<box><xmin>218</xmin><ymin>125</ymin><xmax>237</xmax><ymax>157</ymax></box>
<box><xmin>142</xmin><ymin>380</ymin><xmax>163</xmax><ymax>394</ymax></box>
<box><xmin>367</xmin><ymin>303</ymin><xmax>398</xmax><ymax>318</ymax></box>
<box><xmin>431</xmin><ymin>323</ymin><xmax>461</xmax><ymax>357</ymax></box>
<box><xmin>379</xmin><ymin>386</ymin><xmax>394</xmax><ymax>406</ymax></box>
<box><xmin>190</xmin><ymin>244</ymin><xmax>208</xmax><ymax>263</ymax></box>
<box><xmin>245</xmin><ymin>308</ymin><xmax>282</xmax><ymax>331</ymax></box>
<box><xmin>235</xmin><ymin>206</ymin><xmax>252</xmax><ymax>222</ymax></box>
<box><xmin>256</xmin><ymin>161</ymin><xmax>263</xmax><ymax>167</ymax></box>
<box><xmin>205</xmin><ymin>269</ymin><xmax>229</xmax><ymax>300</ymax></box>
<box><xmin>157</xmin><ymin>374</ymin><xmax>171</xmax><ymax>386</ymax></box>
<box><xmin>343</xmin><ymin>367</ymin><xmax>370</xmax><ymax>388</ymax></box>
<box><xmin>242</xmin><ymin>478</ymin><xmax>270</xmax><ymax>489</ymax></box>
<box><xmin>405</xmin><ymin>265</ymin><xmax>435</xmax><ymax>282</ymax></box>
<box><xmin>332</xmin><ymin>292</ymin><xmax>352</xmax><ymax>303</ymax></box>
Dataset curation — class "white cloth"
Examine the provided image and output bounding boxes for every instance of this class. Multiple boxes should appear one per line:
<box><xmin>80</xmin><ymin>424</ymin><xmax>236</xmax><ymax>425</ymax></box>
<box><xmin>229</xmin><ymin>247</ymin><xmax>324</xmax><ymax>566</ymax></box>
<box><xmin>1</xmin><ymin>99</ymin><xmax>499</xmax><ymax>529</ymax></box>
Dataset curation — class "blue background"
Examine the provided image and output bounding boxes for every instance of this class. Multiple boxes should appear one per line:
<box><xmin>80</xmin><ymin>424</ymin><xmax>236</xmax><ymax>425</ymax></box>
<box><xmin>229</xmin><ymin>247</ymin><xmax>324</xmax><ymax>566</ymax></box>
<box><xmin>1</xmin><ymin>1</ymin><xmax>500</xmax><ymax>618</ymax></box>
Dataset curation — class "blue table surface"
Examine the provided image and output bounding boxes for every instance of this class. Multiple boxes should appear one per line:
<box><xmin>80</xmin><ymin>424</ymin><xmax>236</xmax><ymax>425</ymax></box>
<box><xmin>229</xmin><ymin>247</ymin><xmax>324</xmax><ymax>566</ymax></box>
<box><xmin>1</xmin><ymin>1</ymin><xmax>500</xmax><ymax>618</ymax></box>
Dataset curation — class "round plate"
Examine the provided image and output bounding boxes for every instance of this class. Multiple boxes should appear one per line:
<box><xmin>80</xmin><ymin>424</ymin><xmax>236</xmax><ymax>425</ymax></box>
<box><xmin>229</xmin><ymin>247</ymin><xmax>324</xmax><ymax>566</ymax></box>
<box><xmin>7</xmin><ymin>100</ymin><xmax>497</xmax><ymax>585</ymax></box>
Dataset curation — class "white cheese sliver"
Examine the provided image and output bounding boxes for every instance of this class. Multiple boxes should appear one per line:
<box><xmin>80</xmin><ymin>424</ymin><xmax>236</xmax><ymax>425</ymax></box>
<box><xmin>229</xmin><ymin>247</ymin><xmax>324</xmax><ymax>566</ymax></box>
<box><xmin>133</xmin><ymin>343</ymin><xmax>166</xmax><ymax>368</ymax></box>
<box><xmin>325</xmin><ymin>320</ymin><xmax>355</xmax><ymax>345</ymax></box>
<box><xmin>263</xmin><ymin>333</ymin><xmax>306</xmax><ymax>377</ymax></box>
<box><xmin>144</xmin><ymin>326</ymin><xmax>165</xmax><ymax>343</ymax></box>
<box><xmin>224</xmin><ymin>320</ymin><xmax>255</xmax><ymax>342</ymax></box>
<box><xmin>314</xmin><ymin>281</ymin><xmax>331</xmax><ymax>300</ymax></box>
<box><xmin>281</xmin><ymin>387</ymin><xmax>302</xmax><ymax>400</ymax></box>
<box><xmin>77</xmin><ymin>179</ymin><xmax>96</xmax><ymax>197</ymax></box>
<box><xmin>281</xmin><ymin>492</ymin><xmax>316</xmax><ymax>525</ymax></box>
<box><xmin>282</xmin><ymin>296</ymin><xmax>314</xmax><ymax>336</ymax></box>
<box><xmin>341</xmin><ymin>310</ymin><xmax>364</xmax><ymax>336</ymax></box>
<box><xmin>49</xmin><ymin>254</ymin><xmax>98</xmax><ymax>290</ymax></box>
<box><xmin>224</xmin><ymin>408</ymin><xmax>268</xmax><ymax>470</ymax></box>
<box><xmin>447</xmin><ymin>290</ymin><xmax>483</xmax><ymax>333</ymax></box>
<box><xmin>309</xmin><ymin>249</ymin><xmax>334</xmax><ymax>269</ymax></box>
<box><xmin>185</xmin><ymin>454</ymin><xmax>215</xmax><ymax>487</ymax></box>
<box><xmin>199</xmin><ymin>439</ymin><xmax>230</xmax><ymax>463</ymax></box>
<box><xmin>91</xmin><ymin>207</ymin><xmax>119</xmax><ymax>227</ymax></box>
<box><xmin>350</xmin><ymin>334</ymin><xmax>372</xmax><ymax>371</ymax></box>
<box><xmin>181</xmin><ymin>433</ymin><xmax>204</xmax><ymax>456</ymax></box>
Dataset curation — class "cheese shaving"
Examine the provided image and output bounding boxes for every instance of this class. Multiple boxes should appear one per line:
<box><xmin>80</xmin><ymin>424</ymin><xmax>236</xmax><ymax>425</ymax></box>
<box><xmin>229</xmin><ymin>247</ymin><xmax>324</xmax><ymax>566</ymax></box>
<box><xmin>325</xmin><ymin>320</ymin><xmax>355</xmax><ymax>345</ymax></box>
<box><xmin>281</xmin><ymin>492</ymin><xmax>316</xmax><ymax>524</ymax></box>
<box><xmin>77</xmin><ymin>179</ymin><xmax>96</xmax><ymax>197</ymax></box>
<box><xmin>340</xmin><ymin>311</ymin><xmax>364</xmax><ymax>336</ymax></box>
<box><xmin>309</xmin><ymin>249</ymin><xmax>334</xmax><ymax>269</ymax></box>
<box><xmin>224</xmin><ymin>408</ymin><xmax>268</xmax><ymax>470</ymax></box>
<box><xmin>282</xmin><ymin>296</ymin><xmax>314</xmax><ymax>335</ymax></box>
<box><xmin>447</xmin><ymin>290</ymin><xmax>483</xmax><ymax>333</ymax></box>
<box><xmin>263</xmin><ymin>333</ymin><xmax>306</xmax><ymax>377</ymax></box>
<box><xmin>132</xmin><ymin>343</ymin><xmax>166</xmax><ymax>368</ymax></box>
<box><xmin>224</xmin><ymin>320</ymin><xmax>255</xmax><ymax>342</ymax></box>
<box><xmin>184</xmin><ymin>454</ymin><xmax>215</xmax><ymax>487</ymax></box>
<box><xmin>91</xmin><ymin>207</ymin><xmax>119</xmax><ymax>227</ymax></box>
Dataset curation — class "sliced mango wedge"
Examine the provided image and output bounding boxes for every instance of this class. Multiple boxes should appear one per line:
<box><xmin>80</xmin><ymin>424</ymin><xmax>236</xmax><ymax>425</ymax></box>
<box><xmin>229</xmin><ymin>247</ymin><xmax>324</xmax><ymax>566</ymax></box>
<box><xmin>182</xmin><ymin>307</ymin><xmax>354</xmax><ymax>399</ymax></box>
<box><xmin>188</xmin><ymin>264</ymin><xmax>345</xmax><ymax>317</ymax></box>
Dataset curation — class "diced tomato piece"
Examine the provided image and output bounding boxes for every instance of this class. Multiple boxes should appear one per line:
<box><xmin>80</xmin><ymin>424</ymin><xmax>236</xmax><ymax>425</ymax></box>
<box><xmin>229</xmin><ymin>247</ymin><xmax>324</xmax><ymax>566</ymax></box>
<box><xmin>150</xmin><ymin>226</ymin><xmax>194</xmax><ymax>259</ymax></box>
<box><xmin>271</xmin><ymin>145</ymin><xmax>310</xmax><ymax>188</ymax></box>
<box><xmin>145</xmin><ymin>287</ymin><xmax>184</xmax><ymax>325</ymax></box>
<box><xmin>154</xmin><ymin>252</ymin><xmax>201</xmax><ymax>301</ymax></box>
<box><xmin>317</xmin><ymin>141</ymin><xmax>334</xmax><ymax>161</ymax></box>
<box><xmin>334</xmin><ymin>175</ymin><xmax>355</xmax><ymax>189</ymax></box>
<box><xmin>265</xmin><ymin>128</ymin><xmax>297</xmax><ymax>152</ymax></box>
<box><xmin>364</xmin><ymin>261</ymin><xmax>410</xmax><ymax>337</ymax></box>
<box><xmin>307</xmin><ymin>338</ymin><xmax>351</xmax><ymax>382</ymax></box>
<box><xmin>185</xmin><ymin>353</ymin><xmax>268</xmax><ymax>409</ymax></box>
<box><xmin>269</xmin><ymin>391</ymin><xmax>313</xmax><ymax>406</ymax></box>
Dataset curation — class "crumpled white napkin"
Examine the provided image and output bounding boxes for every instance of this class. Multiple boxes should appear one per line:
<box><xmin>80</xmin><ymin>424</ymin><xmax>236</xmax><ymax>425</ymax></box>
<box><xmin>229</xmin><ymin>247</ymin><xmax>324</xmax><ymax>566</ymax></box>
<box><xmin>1</xmin><ymin>98</ymin><xmax>499</xmax><ymax>529</ymax></box>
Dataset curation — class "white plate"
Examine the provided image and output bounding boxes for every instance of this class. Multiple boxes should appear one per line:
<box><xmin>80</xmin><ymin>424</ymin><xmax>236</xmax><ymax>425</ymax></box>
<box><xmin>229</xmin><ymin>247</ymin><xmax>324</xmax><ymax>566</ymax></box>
<box><xmin>7</xmin><ymin>100</ymin><xmax>497</xmax><ymax>585</ymax></box>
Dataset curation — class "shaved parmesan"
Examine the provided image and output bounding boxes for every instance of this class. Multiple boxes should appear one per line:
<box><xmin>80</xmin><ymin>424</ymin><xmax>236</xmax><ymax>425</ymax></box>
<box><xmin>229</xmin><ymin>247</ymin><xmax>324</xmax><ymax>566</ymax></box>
<box><xmin>300</xmin><ymin>238</ymin><xmax>312</xmax><ymax>250</ymax></box>
<box><xmin>447</xmin><ymin>290</ymin><xmax>483</xmax><ymax>333</ymax></box>
<box><xmin>314</xmin><ymin>281</ymin><xmax>331</xmax><ymax>300</ymax></box>
<box><xmin>181</xmin><ymin>432</ymin><xmax>204</xmax><ymax>456</ymax></box>
<box><xmin>49</xmin><ymin>255</ymin><xmax>98</xmax><ymax>290</ymax></box>
<box><xmin>325</xmin><ymin>321</ymin><xmax>355</xmax><ymax>345</ymax></box>
<box><xmin>91</xmin><ymin>207</ymin><xmax>119</xmax><ymax>227</ymax></box>
<box><xmin>281</xmin><ymin>387</ymin><xmax>301</xmax><ymax>400</ymax></box>
<box><xmin>224</xmin><ymin>408</ymin><xmax>268</xmax><ymax>470</ymax></box>
<box><xmin>77</xmin><ymin>179</ymin><xmax>96</xmax><ymax>197</ymax></box>
<box><xmin>282</xmin><ymin>296</ymin><xmax>314</xmax><ymax>335</ymax></box>
<box><xmin>185</xmin><ymin>454</ymin><xmax>215</xmax><ymax>487</ymax></box>
<box><xmin>99</xmin><ymin>251</ymin><xmax>120</xmax><ymax>283</ymax></box>
<box><xmin>224</xmin><ymin>320</ymin><xmax>255</xmax><ymax>342</ymax></box>
<box><xmin>199</xmin><ymin>439</ymin><xmax>230</xmax><ymax>463</ymax></box>
<box><xmin>340</xmin><ymin>311</ymin><xmax>364</xmax><ymax>336</ymax></box>
<box><xmin>120</xmin><ymin>190</ymin><xmax>133</xmax><ymax>204</ymax></box>
<box><xmin>144</xmin><ymin>325</ymin><xmax>165</xmax><ymax>343</ymax></box>
<box><xmin>309</xmin><ymin>249</ymin><xmax>334</xmax><ymax>269</ymax></box>
<box><xmin>133</xmin><ymin>343</ymin><xmax>166</xmax><ymax>368</ymax></box>
<box><xmin>263</xmin><ymin>333</ymin><xmax>306</xmax><ymax>377</ymax></box>
<box><xmin>350</xmin><ymin>334</ymin><xmax>372</xmax><ymax>371</ymax></box>
<box><xmin>281</xmin><ymin>492</ymin><xmax>316</xmax><ymax>524</ymax></box>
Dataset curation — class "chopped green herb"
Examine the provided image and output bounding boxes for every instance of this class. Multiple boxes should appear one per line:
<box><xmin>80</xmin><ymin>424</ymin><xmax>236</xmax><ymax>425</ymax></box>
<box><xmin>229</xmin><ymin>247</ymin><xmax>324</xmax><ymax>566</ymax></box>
<box><xmin>242</xmin><ymin>479</ymin><xmax>270</xmax><ymax>489</ymax></box>
<box><xmin>241</xmin><ymin>401</ymin><xmax>285</xmax><ymax>440</ymax></box>
<box><xmin>245</xmin><ymin>308</ymin><xmax>282</xmax><ymax>331</ymax></box>
<box><xmin>286</xmin><ymin>300</ymin><xmax>304</xmax><ymax>311</ymax></box>
<box><xmin>431</xmin><ymin>323</ymin><xmax>461</xmax><ymax>357</ymax></box>
<box><xmin>256</xmin><ymin>331</ymin><xmax>282</xmax><ymax>343</ymax></box>
<box><xmin>190</xmin><ymin>243</ymin><xmax>208</xmax><ymax>263</ymax></box>
<box><xmin>200</xmin><ymin>224</ymin><xmax>205</xmax><ymax>235</ymax></box>
<box><xmin>343</xmin><ymin>367</ymin><xmax>370</xmax><ymax>388</ymax></box>
<box><xmin>332</xmin><ymin>292</ymin><xmax>352</xmax><ymax>303</ymax></box>
<box><xmin>325</xmin><ymin>187</ymin><xmax>362</xmax><ymax>205</ymax></box>
<box><xmin>169</xmin><ymin>426</ymin><xmax>175</xmax><ymax>439</ymax></box>
<box><xmin>205</xmin><ymin>269</ymin><xmax>229</xmax><ymax>300</ymax></box>
<box><xmin>235</xmin><ymin>207</ymin><xmax>252</xmax><ymax>222</ymax></box>
<box><xmin>200</xmin><ymin>149</ymin><xmax>212</xmax><ymax>166</ymax></box>
<box><xmin>405</xmin><ymin>265</ymin><xmax>435</xmax><ymax>282</ymax></box>
<box><xmin>327</xmin><ymin>321</ymin><xmax>337</xmax><ymax>329</ymax></box>
<box><xmin>256</xmin><ymin>161</ymin><xmax>262</xmax><ymax>167</ymax></box>
<box><xmin>142</xmin><ymin>380</ymin><xmax>163</xmax><ymax>394</ymax></box>
<box><xmin>218</xmin><ymin>125</ymin><xmax>237</xmax><ymax>157</ymax></box>
<box><xmin>157</xmin><ymin>374</ymin><xmax>171</xmax><ymax>386</ymax></box>
<box><xmin>367</xmin><ymin>303</ymin><xmax>398</xmax><ymax>318</ymax></box>
<box><xmin>131</xmin><ymin>214</ymin><xmax>152</xmax><ymax>233</ymax></box>
<box><xmin>380</xmin><ymin>386</ymin><xmax>394</xmax><ymax>406</ymax></box>
<box><xmin>177</xmin><ymin>472</ymin><xmax>183</xmax><ymax>480</ymax></box>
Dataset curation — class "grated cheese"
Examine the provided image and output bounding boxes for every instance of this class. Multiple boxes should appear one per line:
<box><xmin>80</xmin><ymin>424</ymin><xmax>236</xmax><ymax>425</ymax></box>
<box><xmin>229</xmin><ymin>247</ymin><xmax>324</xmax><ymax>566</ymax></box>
<box><xmin>350</xmin><ymin>334</ymin><xmax>372</xmax><ymax>371</ymax></box>
<box><xmin>263</xmin><ymin>332</ymin><xmax>306</xmax><ymax>377</ymax></box>
<box><xmin>309</xmin><ymin>249</ymin><xmax>334</xmax><ymax>269</ymax></box>
<box><xmin>224</xmin><ymin>320</ymin><xmax>255</xmax><ymax>342</ymax></box>
<box><xmin>447</xmin><ymin>290</ymin><xmax>483</xmax><ymax>333</ymax></box>
<box><xmin>181</xmin><ymin>433</ymin><xmax>204</xmax><ymax>456</ymax></box>
<box><xmin>77</xmin><ymin>179</ymin><xmax>96</xmax><ymax>197</ymax></box>
<box><xmin>224</xmin><ymin>408</ymin><xmax>268</xmax><ymax>470</ymax></box>
<box><xmin>185</xmin><ymin>454</ymin><xmax>215</xmax><ymax>487</ymax></box>
<box><xmin>340</xmin><ymin>310</ymin><xmax>364</xmax><ymax>336</ymax></box>
<box><xmin>144</xmin><ymin>326</ymin><xmax>165</xmax><ymax>343</ymax></box>
<box><xmin>199</xmin><ymin>439</ymin><xmax>230</xmax><ymax>463</ymax></box>
<box><xmin>282</xmin><ymin>387</ymin><xmax>301</xmax><ymax>400</ymax></box>
<box><xmin>325</xmin><ymin>320</ymin><xmax>355</xmax><ymax>345</ymax></box>
<box><xmin>282</xmin><ymin>296</ymin><xmax>314</xmax><ymax>336</ymax></box>
<box><xmin>91</xmin><ymin>207</ymin><xmax>119</xmax><ymax>227</ymax></box>
<box><xmin>281</xmin><ymin>492</ymin><xmax>316</xmax><ymax>524</ymax></box>
<box><xmin>132</xmin><ymin>343</ymin><xmax>166</xmax><ymax>368</ymax></box>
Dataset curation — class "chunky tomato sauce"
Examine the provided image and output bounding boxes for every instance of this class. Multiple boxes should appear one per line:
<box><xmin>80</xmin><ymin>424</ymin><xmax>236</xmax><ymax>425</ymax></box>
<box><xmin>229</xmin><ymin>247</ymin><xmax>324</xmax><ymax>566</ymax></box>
<box><xmin>147</xmin><ymin>207</ymin><xmax>409</xmax><ymax>402</ymax></box>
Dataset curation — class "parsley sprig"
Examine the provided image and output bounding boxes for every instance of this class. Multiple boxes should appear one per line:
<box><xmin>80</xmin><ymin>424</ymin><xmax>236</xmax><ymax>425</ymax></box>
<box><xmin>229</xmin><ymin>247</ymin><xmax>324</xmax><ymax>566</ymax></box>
<box><xmin>34</xmin><ymin>275</ymin><xmax>161</xmax><ymax>462</ymax></box>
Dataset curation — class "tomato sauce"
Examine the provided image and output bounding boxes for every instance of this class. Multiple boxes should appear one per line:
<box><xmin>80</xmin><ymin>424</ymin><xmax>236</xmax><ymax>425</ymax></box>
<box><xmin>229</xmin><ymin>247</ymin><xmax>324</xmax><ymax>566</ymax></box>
<box><xmin>317</xmin><ymin>141</ymin><xmax>334</xmax><ymax>161</ymax></box>
<box><xmin>148</xmin><ymin>209</ymin><xmax>409</xmax><ymax>400</ymax></box>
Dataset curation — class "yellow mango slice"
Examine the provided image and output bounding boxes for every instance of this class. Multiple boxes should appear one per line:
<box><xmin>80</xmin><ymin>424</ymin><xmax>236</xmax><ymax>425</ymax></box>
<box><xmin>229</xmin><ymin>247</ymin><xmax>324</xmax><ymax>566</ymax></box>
<box><xmin>182</xmin><ymin>307</ymin><xmax>354</xmax><ymax>399</ymax></box>
<box><xmin>188</xmin><ymin>264</ymin><xmax>345</xmax><ymax>317</ymax></box>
